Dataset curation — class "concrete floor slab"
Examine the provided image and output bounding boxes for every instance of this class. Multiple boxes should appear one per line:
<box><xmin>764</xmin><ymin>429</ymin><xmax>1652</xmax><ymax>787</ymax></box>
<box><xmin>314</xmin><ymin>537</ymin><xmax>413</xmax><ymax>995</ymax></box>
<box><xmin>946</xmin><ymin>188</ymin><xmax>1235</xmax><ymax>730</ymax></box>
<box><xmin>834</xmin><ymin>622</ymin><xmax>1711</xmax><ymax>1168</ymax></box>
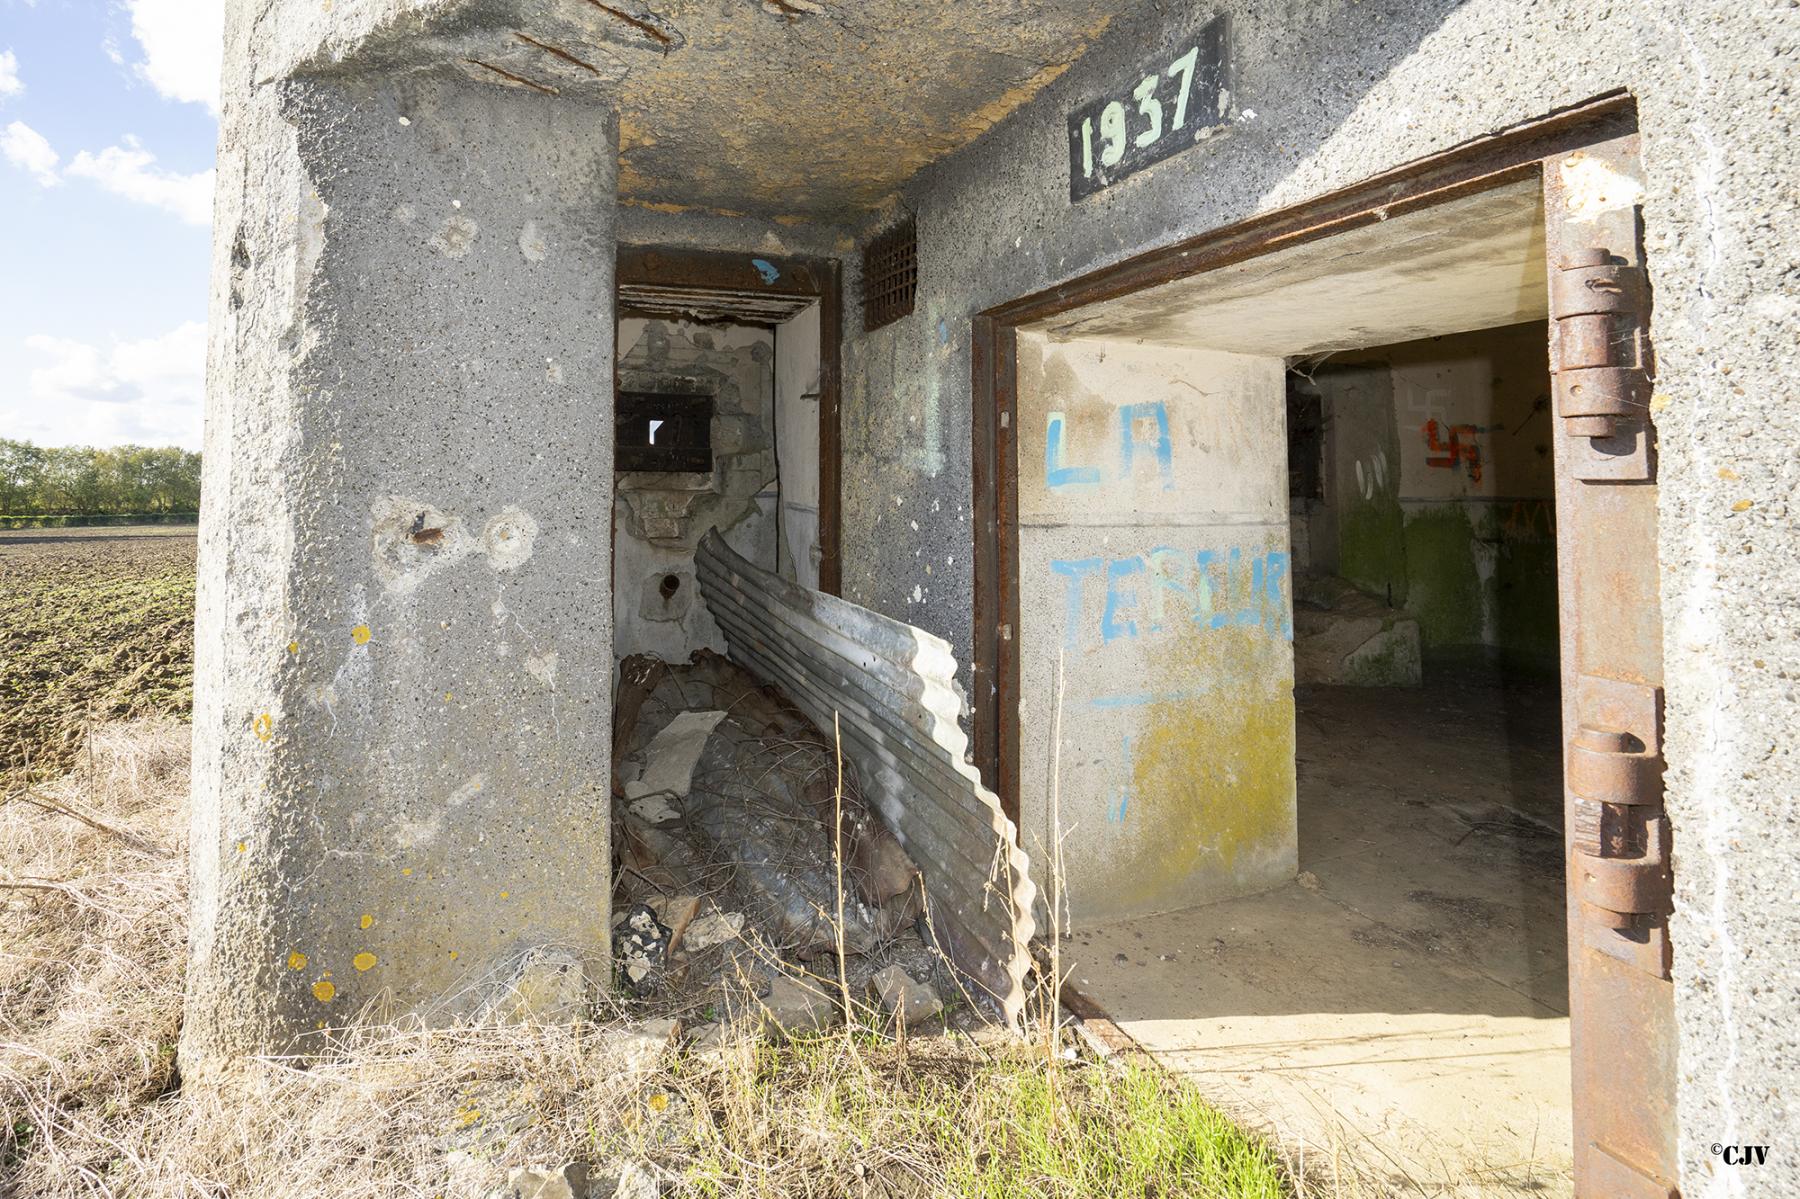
<box><xmin>1067</xmin><ymin>676</ymin><xmax>1573</xmax><ymax>1197</ymax></box>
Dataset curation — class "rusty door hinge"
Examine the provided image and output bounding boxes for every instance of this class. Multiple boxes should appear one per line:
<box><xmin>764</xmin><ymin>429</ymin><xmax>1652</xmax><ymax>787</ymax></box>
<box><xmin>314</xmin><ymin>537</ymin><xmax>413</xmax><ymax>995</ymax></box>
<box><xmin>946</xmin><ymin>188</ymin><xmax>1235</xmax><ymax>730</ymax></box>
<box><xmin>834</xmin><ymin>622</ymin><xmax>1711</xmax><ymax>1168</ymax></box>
<box><xmin>1550</xmin><ymin>249</ymin><xmax>1654</xmax><ymax>483</ymax></box>
<box><xmin>1568</xmin><ymin>674</ymin><xmax>1672</xmax><ymax>979</ymax></box>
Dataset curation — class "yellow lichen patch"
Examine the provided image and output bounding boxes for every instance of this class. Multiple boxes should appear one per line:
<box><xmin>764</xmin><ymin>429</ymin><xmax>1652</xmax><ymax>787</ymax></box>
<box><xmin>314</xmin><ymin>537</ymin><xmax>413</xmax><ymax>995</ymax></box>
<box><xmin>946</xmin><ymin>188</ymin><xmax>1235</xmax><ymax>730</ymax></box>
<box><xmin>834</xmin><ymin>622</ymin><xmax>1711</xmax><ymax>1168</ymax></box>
<box><xmin>1732</xmin><ymin>499</ymin><xmax>1754</xmax><ymax>512</ymax></box>
<box><xmin>352</xmin><ymin>624</ymin><xmax>373</xmax><ymax>645</ymax></box>
<box><xmin>287</xmin><ymin>951</ymin><xmax>307</xmax><ymax>971</ymax></box>
<box><xmin>353</xmin><ymin>952</ymin><xmax>378</xmax><ymax>972</ymax></box>
<box><xmin>498</xmin><ymin>890</ymin><xmax>510</xmax><ymax>900</ymax></box>
<box><xmin>648</xmin><ymin>1092</ymin><xmax>670</xmax><ymax>1113</ymax></box>
<box><xmin>252</xmin><ymin>712</ymin><xmax>274</xmax><ymax>741</ymax></box>
<box><xmin>401</xmin><ymin>867</ymin><xmax>413</xmax><ymax>876</ymax></box>
<box><xmin>454</xmin><ymin>1102</ymin><xmax>482</xmax><ymax>1129</ymax></box>
<box><xmin>360</xmin><ymin>913</ymin><xmax>374</xmax><ymax>929</ymax></box>
<box><xmin>1718</xmin><ymin>467</ymin><xmax>1740</xmax><ymax>481</ymax></box>
<box><xmin>444</xmin><ymin>691</ymin><xmax>454</xmax><ymax>702</ymax></box>
<box><xmin>287</xmin><ymin>640</ymin><xmax>299</xmax><ymax>654</ymax></box>
<box><xmin>312</xmin><ymin>979</ymin><xmax>336</xmax><ymax>1002</ymax></box>
<box><xmin>449</xmin><ymin>950</ymin><xmax>459</xmax><ymax>960</ymax></box>
<box><xmin>1111</xmin><ymin>620</ymin><xmax>1296</xmax><ymax>916</ymax></box>
<box><xmin>237</xmin><ymin>841</ymin><xmax>248</xmax><ymax>853</ymax></box>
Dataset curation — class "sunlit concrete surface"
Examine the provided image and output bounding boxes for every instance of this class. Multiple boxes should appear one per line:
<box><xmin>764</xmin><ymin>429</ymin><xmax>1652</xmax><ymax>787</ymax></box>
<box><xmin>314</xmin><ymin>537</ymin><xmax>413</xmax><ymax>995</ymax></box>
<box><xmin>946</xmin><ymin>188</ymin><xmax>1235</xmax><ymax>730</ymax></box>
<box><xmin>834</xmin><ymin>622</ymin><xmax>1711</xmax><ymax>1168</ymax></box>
<box><xmin>1069</xmin><ymin>675</ymin><xmax>1572</xmax><ymax>1197</ymax></box>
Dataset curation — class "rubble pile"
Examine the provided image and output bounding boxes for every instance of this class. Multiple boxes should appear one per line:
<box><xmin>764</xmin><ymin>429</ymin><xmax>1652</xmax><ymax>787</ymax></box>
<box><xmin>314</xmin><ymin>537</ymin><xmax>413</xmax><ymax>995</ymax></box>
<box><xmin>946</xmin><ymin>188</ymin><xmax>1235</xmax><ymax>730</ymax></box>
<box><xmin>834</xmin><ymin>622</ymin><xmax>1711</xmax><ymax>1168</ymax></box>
<box><xmin>609</xmin><ymin>650</ymin><xmax>945</xmax><ymax>1035</ymax></box>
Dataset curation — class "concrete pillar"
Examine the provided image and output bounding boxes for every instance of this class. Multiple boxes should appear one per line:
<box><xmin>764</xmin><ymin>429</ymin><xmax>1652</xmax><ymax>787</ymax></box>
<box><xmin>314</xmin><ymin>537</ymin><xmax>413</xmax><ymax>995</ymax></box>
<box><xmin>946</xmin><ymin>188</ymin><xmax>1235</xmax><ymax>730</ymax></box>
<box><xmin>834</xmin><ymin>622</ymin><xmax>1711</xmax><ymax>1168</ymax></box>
<box><xmin>187</xmin><ymin>31</ymin><xmax>618</xmax><ymax>1070</ymax></box>
<box><xmin>1013</xmin><ymin>332</ymin><xmax>1296</xmax><ymax>927</ymax></box>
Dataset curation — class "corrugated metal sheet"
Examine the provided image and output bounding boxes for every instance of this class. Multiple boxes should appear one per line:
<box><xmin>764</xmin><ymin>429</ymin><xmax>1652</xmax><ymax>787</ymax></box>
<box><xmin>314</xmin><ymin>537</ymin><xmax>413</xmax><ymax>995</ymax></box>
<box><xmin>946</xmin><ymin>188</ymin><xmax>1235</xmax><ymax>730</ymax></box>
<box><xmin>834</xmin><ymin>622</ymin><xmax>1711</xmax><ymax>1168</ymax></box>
<box><xmin>696</xmin><ymin>529</ymin><xmax>1038</xmax><ymax>1031</ymax></box>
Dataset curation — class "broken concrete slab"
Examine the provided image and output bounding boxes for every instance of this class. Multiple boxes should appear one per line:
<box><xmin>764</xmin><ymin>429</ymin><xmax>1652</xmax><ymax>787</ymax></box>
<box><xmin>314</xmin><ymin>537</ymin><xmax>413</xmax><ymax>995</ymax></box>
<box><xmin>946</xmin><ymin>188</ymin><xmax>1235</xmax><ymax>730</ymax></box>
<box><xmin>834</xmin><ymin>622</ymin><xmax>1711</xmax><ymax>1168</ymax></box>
<box><xmin>868</xmin><ymin>965</ymin><xmax>943</xmax><ymax>1028</ymax></box>
<box><xmin>1294</xmin><ymin>580</ymin><xmax>1422</xmax><ymax>687</ymax></box>
<box><xmin>681</xmin><ymin>910</ymin><xmax>745</xmax><ymax>953</ymax></box>
<box><xmin>497</xmin><ymin>1163</ymin><xmax>587</xmax><ymax>1199</ymax></box>
<box><xmin>610</xmin><ymin>1017</ymin><xmax>681</xmax><ymax>1073</ymax></box>
<box><xmin>622</xmin><ymin>709</ymin><xmax>727</xmax><ymax>802</ymax></box>
<box><xmin>758</xmin><ymin>974</ymin><xmax>842</xmax><ymax>1037</ymax></box>
<box><xmin>626</xmin><ymin>793</ymin><xmax>682</xmax><ymax>825</ymax></box>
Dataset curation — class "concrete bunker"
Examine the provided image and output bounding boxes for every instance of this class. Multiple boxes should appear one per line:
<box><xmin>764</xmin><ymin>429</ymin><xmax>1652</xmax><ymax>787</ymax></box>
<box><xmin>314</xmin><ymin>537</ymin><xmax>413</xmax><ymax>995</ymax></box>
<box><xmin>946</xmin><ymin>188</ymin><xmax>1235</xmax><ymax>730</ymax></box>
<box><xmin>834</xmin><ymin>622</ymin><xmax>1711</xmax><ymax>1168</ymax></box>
<box><xmin>185</xmin><ymin>3</ymin><xmax>1791</xmax><ymax>1192</ymax></box>
<box><xmin>1009</xmin><ymin>179</ymin><xmax>1578</xmax><ymax>1190</ymax></box>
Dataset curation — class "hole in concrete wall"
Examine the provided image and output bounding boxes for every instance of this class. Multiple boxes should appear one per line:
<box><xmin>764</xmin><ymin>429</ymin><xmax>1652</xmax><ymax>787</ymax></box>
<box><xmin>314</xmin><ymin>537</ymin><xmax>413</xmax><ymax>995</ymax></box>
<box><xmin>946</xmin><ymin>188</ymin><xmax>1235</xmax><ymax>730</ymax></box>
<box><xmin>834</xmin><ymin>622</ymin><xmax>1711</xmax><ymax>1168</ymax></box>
<box><xmin>616</xmin><ymin>391</ymin><xmax>715</xmax><ymax>473</ymax></box>
<box><xmin>660</xmin><ymin>574</ymin><xmax>681</xmax><ymax>599</ymax></box>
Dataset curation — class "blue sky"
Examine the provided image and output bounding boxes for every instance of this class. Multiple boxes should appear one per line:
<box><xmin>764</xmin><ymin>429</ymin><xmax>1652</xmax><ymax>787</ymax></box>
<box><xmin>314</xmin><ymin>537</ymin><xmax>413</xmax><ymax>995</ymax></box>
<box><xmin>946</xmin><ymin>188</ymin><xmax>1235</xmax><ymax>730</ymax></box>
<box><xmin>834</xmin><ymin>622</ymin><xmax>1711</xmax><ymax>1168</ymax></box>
<box><xmin>0</xmin><ymin>0</ymin><xmax>222</xmax><ymax>450</ymax></box>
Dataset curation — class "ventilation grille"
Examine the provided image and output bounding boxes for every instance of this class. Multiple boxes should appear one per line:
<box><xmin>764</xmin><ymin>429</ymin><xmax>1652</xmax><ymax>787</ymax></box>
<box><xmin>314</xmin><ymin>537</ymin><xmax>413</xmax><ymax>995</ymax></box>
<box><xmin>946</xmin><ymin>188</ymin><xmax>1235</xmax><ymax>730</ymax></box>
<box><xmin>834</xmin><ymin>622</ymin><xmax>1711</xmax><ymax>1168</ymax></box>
<box><xmin>863</xmin><ymin>218</ymin><xmax>918</xmax><ymax>332</ymax></box>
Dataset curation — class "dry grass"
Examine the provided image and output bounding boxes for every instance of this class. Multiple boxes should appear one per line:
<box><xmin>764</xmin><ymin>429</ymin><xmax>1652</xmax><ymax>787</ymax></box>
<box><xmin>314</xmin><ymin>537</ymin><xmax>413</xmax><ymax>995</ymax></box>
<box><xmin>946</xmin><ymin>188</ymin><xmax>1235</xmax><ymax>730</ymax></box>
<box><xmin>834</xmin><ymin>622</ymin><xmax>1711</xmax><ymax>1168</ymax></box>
<box><xmin>0</xmin><ymin>720</ymin><xmax>189</xmax><ymax>1195</ymax></box>
<box><xmin>1</xmin><ymin>724</ymin><xmax>1290</xmax><ymax>1199</ymax></box>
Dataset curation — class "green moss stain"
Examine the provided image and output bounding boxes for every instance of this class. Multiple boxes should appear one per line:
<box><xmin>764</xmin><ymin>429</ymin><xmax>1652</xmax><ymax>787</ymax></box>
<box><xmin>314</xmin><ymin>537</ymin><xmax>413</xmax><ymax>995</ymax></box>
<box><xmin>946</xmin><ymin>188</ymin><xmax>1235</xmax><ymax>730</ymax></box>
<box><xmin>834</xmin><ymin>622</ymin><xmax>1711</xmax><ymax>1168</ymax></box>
<box><xmin>1401</xmin><ymin>504</ymin><xmax>1485</xmax><ymax>648</ymax></box>
<box><xmin>1399</xmin><ymin>502</ymin><xmax>1559</xmax><ymax>667</ymax></box>
<box><xmin>1338</xmin><ymin>500</ymin><xmax>1409</xmax><ymax>604</ymax></box>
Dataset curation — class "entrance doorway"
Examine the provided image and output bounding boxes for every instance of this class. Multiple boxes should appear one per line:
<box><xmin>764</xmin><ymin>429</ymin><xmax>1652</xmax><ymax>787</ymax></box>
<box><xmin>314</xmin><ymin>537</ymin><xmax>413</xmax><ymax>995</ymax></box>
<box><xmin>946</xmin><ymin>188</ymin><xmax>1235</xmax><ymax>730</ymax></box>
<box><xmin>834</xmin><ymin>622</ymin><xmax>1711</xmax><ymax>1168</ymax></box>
<box><xmin>610</xmin><ymin>247</ymin><xmax>843</xmax><ymax>665</ymax></box>
<box><xmin>971</xmin><ymin>99</ymin><xmax>1675</xmax><ymax>1198</ymax></box>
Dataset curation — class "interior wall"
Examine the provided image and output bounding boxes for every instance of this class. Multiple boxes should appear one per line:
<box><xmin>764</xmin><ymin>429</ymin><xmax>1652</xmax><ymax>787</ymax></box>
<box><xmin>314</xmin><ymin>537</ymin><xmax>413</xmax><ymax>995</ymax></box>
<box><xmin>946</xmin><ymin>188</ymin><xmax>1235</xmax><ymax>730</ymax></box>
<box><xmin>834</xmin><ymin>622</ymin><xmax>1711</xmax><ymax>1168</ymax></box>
<box><xmin>774</xmin><ymin>303</ymin><xmax>822</xmax><ymax>589</ymax></box>
<box><xmin>1014</xmin><ymin>331</ymin><xmax>1296</xmax><ymax>928</ymax></box>
<box><xmin>1313</xmin><ymin>323</ymin><xmax>1557</xmax><ymax>668</ymax></box>
<box><xmin>613</xmin><ymin>318</ymin><xmax>778</xmax><ymax>663</ymax></box>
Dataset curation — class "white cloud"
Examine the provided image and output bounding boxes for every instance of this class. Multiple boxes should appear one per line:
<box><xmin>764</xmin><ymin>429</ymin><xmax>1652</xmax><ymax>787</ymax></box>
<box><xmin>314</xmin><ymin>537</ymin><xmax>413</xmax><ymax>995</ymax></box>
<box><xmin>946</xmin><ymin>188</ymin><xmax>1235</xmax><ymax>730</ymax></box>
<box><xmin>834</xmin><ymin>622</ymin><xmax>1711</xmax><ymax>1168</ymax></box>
<box><xmin>65</xmin><ymin>136</ymin><xmax>214</xmax><ymax>225</ymax></box>
<box><xmin>1</xmin><ymin>120</ymin><xmax>59</xmax><ymax>186</ymax></box>
<box><xmin>14</xmin><ymin>322</ymin><xmax>207</xmax><ymax>450</ymax></box>
<box><xmin>125</xmin><ymin>0</ymin><xmax>225</xmax><ymax>113</ymax></box>
<box><xmin>0</xmin><ymin>49</ymin><xmax>23</xmax><ymax>98</ymax></box>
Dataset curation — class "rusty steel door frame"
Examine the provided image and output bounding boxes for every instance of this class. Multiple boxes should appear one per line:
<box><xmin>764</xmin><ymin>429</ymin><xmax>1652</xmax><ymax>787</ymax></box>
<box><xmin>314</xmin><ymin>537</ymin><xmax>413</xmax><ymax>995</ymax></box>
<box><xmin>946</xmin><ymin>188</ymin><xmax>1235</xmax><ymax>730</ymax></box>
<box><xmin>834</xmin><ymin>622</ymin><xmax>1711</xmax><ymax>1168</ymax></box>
<box><xmin>1543</xmin><ymin>132</ymin><xmax>1678</xmax><ymax>1197</ymax></box>
<box><xmin>968</xmin><ymin>91</ymin><xmax>1679</xmax><ymax>1196</ymax></box>
<box><xmin>615</xmin><ymin>244</ymin><xmax>845</xmax><ymax>596</ymax></box>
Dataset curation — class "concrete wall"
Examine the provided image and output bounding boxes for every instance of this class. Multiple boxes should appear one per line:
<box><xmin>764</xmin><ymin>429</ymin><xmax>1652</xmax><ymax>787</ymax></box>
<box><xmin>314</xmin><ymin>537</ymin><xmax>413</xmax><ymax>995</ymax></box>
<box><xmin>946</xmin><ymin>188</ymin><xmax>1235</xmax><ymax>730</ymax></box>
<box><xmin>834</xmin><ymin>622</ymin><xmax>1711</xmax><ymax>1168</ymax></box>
<box><xmin>613</xmin><ymin>319</ymin><xmax>778</xmax><ymax>663</ymax></box>
<box><xmin>774</xmin><ymin>303</ymin><xmax>823</xmax><ymax>589</ymax></box>
<box><xmin>191</xmin><ymin>44</ymin><xmax>619</xmax><ymax>1069</ymax></box>
<box><xmin>1315</xmin><ymin>323</ymin><xmax>1559</xmax><ymax>668</ymax></box>
<box><xmin>1015</xmin><ymin>332</ymin><xmax>1294</xmax><ymax>927</ymax></box>
<box><xmin>825</xmin><ymin>3</ymin><xmax>1796</xmax><ymax>1188</ymax></box>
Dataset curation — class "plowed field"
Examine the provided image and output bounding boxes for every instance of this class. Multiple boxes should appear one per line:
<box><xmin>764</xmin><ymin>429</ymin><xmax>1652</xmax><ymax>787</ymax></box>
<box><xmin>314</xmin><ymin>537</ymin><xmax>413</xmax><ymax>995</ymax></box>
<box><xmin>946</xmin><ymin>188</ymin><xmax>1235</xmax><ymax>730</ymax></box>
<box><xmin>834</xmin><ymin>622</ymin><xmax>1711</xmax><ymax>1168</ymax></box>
<box><xmin>0</xmin><ymin>526</ymin><xmax>196</xmax><ymax>793</ymax></box>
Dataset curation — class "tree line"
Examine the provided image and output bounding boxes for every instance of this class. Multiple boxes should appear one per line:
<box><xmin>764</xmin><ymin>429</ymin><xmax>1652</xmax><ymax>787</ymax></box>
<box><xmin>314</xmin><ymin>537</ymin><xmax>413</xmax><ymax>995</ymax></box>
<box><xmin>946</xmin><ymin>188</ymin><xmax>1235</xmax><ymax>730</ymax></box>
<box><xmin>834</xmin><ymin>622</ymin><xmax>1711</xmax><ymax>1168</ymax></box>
<box><xmin>0</xmin><ymin>439</ymin><xmax>202</xmax><ymax>515</ymax></box>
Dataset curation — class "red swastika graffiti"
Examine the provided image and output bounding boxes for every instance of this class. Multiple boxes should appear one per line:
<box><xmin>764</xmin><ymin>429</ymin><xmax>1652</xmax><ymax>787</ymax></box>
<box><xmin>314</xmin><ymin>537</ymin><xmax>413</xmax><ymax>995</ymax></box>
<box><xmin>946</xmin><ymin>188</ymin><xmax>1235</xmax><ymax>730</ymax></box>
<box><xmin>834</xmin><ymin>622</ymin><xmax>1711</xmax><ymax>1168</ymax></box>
<box><xmin>1423</xmin><ymin>419</ymin><xmax>1484</xmax><ymax>484</ymax></box>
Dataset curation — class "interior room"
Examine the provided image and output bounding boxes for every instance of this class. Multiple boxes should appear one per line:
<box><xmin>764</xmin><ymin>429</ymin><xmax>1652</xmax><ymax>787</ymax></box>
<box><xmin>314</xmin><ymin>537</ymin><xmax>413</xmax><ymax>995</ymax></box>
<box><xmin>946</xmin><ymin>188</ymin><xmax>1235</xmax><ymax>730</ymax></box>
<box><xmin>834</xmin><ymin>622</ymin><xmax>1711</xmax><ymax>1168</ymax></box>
<box><xmin>1016</xmin><ymin>179</ymin><xmax>1575</xmax><ymax>1194</ymax></box>
<box><xmin>611</xmin><ymin>297</ymin><xmax>823</xmax><ymax>665</ymax></box>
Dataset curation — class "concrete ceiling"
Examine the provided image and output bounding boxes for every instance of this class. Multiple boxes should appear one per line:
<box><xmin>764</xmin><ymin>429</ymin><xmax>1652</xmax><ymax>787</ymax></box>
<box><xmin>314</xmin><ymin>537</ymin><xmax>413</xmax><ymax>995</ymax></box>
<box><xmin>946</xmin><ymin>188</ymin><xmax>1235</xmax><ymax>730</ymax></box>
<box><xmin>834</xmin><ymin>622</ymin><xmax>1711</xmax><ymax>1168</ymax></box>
<box><xmin>1028</xmin><ymin>181</ymin><xmax>1550</xmax><ymax>356</ymax></box>
<box><xmin>331</xmin><ymin>0</ymin><xmax>1122</xmax><ymax>222</ymax></box>
<box><xmin>610</xmin><ymin>1</ymin><xmax>1118</xmax><ymax>220</ymax></box>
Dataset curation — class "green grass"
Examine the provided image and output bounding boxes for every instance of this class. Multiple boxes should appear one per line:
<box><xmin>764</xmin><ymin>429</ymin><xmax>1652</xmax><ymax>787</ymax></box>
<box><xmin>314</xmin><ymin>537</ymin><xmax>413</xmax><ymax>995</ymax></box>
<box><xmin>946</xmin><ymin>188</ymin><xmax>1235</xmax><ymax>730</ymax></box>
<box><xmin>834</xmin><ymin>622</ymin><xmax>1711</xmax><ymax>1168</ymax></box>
<box><xmin>666</xmin><ymin>1031</ymin><xmax>1287</xmax><ymax>1198</ymax></box>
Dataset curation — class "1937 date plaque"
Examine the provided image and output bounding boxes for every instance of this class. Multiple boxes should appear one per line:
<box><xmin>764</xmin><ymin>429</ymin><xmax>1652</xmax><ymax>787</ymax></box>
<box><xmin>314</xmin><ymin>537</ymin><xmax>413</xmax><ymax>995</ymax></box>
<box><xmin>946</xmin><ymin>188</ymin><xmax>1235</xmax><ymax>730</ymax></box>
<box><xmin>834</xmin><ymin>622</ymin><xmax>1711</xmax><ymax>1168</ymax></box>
<box><xmin>1067</xmin><ymin>15</ymin><xmax>1229</xmax><ymax>201</ymax></box>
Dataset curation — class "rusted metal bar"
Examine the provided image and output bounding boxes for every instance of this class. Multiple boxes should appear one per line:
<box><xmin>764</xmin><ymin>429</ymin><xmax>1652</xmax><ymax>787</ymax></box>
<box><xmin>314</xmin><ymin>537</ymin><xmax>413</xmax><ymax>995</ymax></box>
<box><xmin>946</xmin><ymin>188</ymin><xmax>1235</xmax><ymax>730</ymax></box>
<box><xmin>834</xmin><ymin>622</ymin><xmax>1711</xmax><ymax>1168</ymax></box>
<box><xmin>696</xmin><ymin>529</ymin><xmax>1038</xmax><ymax>1031</ymax></box>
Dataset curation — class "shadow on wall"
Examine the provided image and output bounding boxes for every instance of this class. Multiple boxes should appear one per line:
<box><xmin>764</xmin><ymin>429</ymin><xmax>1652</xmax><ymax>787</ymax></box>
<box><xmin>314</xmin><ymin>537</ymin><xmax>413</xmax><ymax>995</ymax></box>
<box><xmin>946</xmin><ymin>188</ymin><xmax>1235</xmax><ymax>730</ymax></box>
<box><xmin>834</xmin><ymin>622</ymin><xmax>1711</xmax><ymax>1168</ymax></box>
<box><xmin>837</xmin><ymin>0</ymin><xmax>1484</xmax><ymax>683</ymax></box>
